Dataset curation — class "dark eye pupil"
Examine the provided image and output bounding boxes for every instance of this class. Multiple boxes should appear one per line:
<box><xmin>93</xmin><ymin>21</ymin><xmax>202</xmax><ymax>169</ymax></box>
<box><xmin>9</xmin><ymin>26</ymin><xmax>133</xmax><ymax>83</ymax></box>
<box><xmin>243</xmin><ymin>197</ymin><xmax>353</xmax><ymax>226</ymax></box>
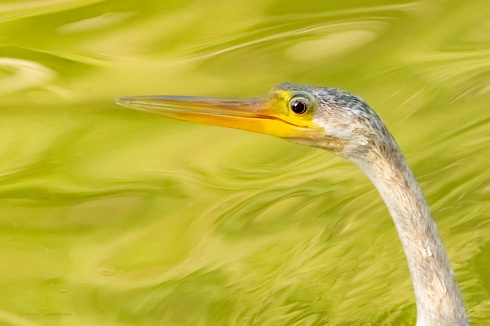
<box><xmin>291</xmin><ymin>99</ymin><xmax>308</xmax><ymax>114</ymax></box>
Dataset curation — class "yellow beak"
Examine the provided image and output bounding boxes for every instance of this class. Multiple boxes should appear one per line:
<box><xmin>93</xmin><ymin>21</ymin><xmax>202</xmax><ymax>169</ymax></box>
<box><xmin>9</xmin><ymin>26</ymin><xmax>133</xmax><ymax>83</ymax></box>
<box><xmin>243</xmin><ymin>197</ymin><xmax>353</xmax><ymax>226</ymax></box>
<box><xmin>116</xmin><ymin>93</ymin><xmax>322</xmax><ymax>139</ymax></box>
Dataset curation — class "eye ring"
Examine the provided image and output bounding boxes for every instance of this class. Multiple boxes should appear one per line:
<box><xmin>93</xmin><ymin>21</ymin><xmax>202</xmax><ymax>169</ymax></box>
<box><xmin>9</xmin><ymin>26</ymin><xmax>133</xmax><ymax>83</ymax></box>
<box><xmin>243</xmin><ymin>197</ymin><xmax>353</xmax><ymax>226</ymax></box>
<box><xmin>289</xmin><ymin>97</ymin><xmax>309</xmax><ymax>115</ymax></box>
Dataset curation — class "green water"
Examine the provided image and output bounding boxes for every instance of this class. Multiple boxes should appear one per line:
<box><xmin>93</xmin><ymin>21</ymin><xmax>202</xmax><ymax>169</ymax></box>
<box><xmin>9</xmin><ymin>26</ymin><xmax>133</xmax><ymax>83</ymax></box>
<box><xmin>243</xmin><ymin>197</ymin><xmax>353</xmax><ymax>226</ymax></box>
<box><xmin>1</xmin><ymin>0</ymin><xmax>489</xmax><ymax>325</ymax></box>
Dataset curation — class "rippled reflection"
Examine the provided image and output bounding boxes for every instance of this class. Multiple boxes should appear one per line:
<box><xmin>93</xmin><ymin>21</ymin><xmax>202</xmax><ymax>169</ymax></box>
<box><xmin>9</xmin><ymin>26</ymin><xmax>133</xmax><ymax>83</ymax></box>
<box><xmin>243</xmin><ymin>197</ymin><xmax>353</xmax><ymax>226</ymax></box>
<box><xmin>0</xmin><ymin>0</ymin><xmax>488</xmax><ymax>325</ymax></box>
<box><xmin>0</xmin><ymin>58</ymin><xmax>55</xmax><ymax>94</ymax></box>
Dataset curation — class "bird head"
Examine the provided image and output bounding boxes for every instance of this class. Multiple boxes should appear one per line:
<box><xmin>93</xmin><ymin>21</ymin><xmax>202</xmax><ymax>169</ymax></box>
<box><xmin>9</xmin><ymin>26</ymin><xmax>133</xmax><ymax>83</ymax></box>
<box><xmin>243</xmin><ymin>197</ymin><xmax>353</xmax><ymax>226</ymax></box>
<box><xmin>117</xmin><ymin>83</ymin><xmax>387</xmax><ymax>162</ymax></box>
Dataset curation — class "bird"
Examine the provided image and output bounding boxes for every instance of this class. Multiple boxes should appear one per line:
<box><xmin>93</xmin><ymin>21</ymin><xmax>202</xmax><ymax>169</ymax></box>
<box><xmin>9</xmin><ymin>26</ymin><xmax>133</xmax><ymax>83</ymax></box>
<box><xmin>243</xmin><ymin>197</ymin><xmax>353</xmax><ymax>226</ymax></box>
<box><xmin>116</xmin><ymin>83</ymin><xmax>468</xmax><ymax>326</ymax></box>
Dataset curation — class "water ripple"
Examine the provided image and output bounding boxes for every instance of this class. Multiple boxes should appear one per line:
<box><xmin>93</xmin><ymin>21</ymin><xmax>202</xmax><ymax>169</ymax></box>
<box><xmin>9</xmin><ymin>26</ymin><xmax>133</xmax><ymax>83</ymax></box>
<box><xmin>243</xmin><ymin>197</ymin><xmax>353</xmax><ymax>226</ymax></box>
<box><xmin>0</xmin><ymin>57</ymin><xmax>55</xmax><ymax>95</ymax></box>
<box><xmin>0</xmin><ymin>0</ymin><xmax>104</xmax><ymax>22</ymax></box>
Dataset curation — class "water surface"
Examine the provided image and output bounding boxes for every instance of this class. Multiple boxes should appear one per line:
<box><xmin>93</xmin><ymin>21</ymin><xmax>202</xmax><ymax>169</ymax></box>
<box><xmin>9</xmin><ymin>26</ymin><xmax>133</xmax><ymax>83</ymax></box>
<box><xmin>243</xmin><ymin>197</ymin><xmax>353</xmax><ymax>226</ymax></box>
<box><xmin>0</xmin><ymin>0</ymin><xmax>489</xmax><ymax>325</ymax></box>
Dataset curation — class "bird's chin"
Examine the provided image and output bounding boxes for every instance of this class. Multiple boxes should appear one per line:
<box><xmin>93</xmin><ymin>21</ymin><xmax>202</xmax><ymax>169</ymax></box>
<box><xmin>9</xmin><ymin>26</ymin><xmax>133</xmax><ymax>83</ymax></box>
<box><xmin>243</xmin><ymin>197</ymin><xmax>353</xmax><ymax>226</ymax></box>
<box><xmin>284</xmin><ymin>135</ymin><xmax>345</xmax><ymax>153</ymax></box>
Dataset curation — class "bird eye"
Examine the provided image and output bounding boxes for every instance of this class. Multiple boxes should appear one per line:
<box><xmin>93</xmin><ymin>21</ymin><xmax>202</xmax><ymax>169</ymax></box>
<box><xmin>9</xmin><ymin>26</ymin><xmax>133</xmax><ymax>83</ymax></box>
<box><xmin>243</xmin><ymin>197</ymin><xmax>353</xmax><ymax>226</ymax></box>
<box><xmin>289</xmin><ymin>97</ymin><xmax>309</xmax><ymax>115</ymax></box>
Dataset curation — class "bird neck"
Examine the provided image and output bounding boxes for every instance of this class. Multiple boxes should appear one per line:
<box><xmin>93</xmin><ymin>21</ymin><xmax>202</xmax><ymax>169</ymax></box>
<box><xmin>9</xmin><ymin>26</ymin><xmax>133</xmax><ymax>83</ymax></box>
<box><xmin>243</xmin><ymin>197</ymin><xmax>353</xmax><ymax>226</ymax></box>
<box><xmin>354</xmin><ymin>142</ymin><xmax>468</xmax><ymax>326</ymax></box>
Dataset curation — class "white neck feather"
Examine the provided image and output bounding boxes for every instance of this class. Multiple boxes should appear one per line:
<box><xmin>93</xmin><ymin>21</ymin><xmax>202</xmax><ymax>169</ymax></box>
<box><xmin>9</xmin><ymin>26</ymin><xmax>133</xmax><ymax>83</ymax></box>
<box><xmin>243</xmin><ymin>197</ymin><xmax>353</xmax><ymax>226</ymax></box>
<box><xmin>354</xmin><ymin>144</ymin><xmax>468</xmax><ymax>326</ymax></box>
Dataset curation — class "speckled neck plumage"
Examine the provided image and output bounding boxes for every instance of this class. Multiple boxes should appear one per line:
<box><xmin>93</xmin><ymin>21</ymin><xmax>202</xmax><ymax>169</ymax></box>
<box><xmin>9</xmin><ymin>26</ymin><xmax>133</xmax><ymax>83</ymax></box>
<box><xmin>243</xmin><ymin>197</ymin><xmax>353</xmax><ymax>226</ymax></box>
<box><xmin>359</xmin><ymin>135</ymin><xmax>468</xmax><ymax>326</ymax></box>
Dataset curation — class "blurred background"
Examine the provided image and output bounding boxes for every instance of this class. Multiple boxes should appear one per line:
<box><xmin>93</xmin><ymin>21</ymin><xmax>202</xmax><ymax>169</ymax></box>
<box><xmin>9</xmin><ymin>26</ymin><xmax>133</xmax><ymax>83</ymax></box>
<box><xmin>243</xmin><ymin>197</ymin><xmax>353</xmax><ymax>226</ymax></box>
<box><xmin>0</xmin><ymin>0</ymin><xmax>489</xmax><ymax>325</ymax></box>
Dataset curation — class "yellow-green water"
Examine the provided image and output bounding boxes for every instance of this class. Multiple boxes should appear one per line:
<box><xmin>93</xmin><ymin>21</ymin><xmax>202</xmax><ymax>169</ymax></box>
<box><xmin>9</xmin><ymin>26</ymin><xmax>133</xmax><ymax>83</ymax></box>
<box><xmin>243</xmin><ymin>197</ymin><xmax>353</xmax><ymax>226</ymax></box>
<box><xmin>1</xmin><ymin>0</ymin><xmax>489</xmax><ymax>325</ymax></box>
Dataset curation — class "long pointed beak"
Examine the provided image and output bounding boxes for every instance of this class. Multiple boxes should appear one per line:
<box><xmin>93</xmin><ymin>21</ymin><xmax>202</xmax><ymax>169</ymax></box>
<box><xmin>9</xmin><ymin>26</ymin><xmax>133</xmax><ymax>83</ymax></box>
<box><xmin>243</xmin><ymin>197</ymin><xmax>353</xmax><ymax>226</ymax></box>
<box><xmin>116</xmin><ymin>95</ymin><xmax>317</xmax><ymax>139</ymax></box>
